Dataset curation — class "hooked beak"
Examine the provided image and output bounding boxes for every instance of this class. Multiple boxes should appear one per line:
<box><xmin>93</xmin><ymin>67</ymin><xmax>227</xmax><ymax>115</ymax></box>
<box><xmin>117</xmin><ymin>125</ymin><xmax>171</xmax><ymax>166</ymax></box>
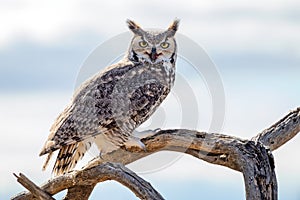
<box><xmin>148</xmin><ymin>47</ymin><xmax>161</xmax><ymax>62</ymax></box>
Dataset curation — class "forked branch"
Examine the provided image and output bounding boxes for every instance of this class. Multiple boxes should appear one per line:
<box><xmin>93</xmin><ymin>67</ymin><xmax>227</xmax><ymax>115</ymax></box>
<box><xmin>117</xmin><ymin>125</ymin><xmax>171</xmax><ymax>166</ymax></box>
<box><xmin>13</xmin><ymin>107</ymin><xmax>300</xmax><ymax>200</ymax></box>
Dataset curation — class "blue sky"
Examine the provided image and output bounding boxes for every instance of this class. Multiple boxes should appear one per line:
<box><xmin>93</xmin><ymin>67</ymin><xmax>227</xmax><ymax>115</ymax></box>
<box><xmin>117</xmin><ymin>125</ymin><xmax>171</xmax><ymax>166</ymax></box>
<box><xmin>1</xmin><ymin>0</ymin><xmax>300</xmax><ymax>199</ymax></box>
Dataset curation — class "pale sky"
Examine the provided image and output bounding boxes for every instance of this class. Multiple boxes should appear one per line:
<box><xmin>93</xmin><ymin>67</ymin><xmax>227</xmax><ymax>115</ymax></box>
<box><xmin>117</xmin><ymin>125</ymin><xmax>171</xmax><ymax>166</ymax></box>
<box><xmin>0</xmin><ymin>0</ymin><xmax>299</xmax><ymax>199</ymax></box>
<box><xmin>0</xmin><ymin>0</ymin><xmax>300</xmax><ymax>53</ymax></box>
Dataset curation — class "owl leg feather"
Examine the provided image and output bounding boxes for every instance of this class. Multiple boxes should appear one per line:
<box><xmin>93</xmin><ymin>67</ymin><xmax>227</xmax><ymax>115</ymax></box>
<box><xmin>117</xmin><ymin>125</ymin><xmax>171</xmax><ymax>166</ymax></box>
<box><xmin>42</xmin><ymin>151</ymin><xmax>53</xmax><ymax>171</ymax></box>
<box><xmin>94</xmin><ymin>134</ymin><xmax>120</xmax><ymax>157</ymax></box>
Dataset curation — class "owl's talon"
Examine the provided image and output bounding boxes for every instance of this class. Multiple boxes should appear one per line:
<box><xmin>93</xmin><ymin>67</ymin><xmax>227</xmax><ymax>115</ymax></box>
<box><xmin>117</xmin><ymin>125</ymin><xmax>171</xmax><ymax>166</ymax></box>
<box><xmin>153</xmin><ymin>128</ymin><xmax>161</xmax><ymax>133</ymax></box>
<box><xmin>99</xmin><ymin>152</ymin><xmax>104</xmax><ymax>159</ymax></box>
<box><xmin>133</xmin><ymin>128</ymin><xmax>161</xmax><ymax>139</ymax></box>
<box><xmin>139</xmin><ymin>142</ymin><xmax>147</xmax><ymax>152</ymax></box>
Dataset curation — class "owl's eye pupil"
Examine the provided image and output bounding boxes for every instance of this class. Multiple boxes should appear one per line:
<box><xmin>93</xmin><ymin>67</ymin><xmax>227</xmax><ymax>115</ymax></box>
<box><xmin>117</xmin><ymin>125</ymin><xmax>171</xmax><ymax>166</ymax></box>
<box><xmin>160</xmin><ymin>42</ymin><xmax>169</xmax><ymax>48</ymax></box>
<box><xmin>139</xmin><ymin>41</ymin><xmax>148</xmax><ymax>47</ymax></box>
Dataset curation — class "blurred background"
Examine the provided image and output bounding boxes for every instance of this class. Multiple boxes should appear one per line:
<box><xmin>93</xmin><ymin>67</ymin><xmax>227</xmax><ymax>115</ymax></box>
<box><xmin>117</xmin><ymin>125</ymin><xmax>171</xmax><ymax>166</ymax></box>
<box><xmin>0</xmin><ymin>0</ymin><xmax>299</xmax><ymax>199</ymax></box>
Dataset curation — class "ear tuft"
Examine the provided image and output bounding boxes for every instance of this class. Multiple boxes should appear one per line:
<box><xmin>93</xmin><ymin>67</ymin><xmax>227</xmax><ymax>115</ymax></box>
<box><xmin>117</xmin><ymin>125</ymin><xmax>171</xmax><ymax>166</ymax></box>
<box><xmin>167</xmin><ymin>18</ymin><xmax>180</xmax><ymax>37</ymax></box>
<box><xmin>126</xmin><ymin>19</ymin><xmax>143</xmax><ymax>35</ymax></box>
<box><xmin>127</xmin><ymin>19</ymin><xmax>140</xmax><ymax>30</ymax></box>
<box><xmin>168</xmin><ymin>19</ymin><xmax>180</xmax><ymax>32</ymax></box>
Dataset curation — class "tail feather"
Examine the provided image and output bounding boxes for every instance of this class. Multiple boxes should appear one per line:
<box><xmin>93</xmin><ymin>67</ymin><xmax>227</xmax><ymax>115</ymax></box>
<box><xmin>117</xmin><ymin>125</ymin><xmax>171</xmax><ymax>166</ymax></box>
<box><xmin>52</xmin><ymin>139</ymin><xmax>93</xmax><ymax>176</ymax></box>
<box><xmin>42</xmin><ymin>152</ymin><xmax>53</xmax><ymax>171</ymax></box>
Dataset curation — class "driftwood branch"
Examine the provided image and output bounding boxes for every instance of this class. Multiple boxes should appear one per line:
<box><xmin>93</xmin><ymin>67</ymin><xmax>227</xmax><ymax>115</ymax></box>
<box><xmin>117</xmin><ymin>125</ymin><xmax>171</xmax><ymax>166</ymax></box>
<box><xmin>13</xmin><ymin>173</ymin><xmax>54</xmax><ymax>200</ymax></box>
<box><xmin>252</xmin><ymin>107</ymin><xmax>300</xmax><ymax>150</ymax></box>
<box><xmin>13</xmin><ymin>107</ymin><xmax>300</xmax><ymax>200</ymax></box>
<box><xmin>12</xmin><ymin>162</ymin><xmax>164</xmax><ymax>200</ymax></box>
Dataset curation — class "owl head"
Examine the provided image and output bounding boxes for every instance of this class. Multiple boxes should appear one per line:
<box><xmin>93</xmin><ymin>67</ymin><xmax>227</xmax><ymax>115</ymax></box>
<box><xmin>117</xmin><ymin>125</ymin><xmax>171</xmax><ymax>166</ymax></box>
<box><xmin>127</xmin><ymin>19</ymin><xmax>179</xmax><ymax>64</ymax></box>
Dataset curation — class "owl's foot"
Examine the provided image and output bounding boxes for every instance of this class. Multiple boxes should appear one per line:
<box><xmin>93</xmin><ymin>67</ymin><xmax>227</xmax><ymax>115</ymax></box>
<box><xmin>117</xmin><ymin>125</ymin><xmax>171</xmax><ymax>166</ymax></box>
<box><xmin>124</xmin><ymin>136</ymin><xmax>146</xmax><ymax>152</ymax></box>
<box><xmin>133</xmin><ymin>128</ymin><xmax>161</xmax><ymax>139</ymax></box>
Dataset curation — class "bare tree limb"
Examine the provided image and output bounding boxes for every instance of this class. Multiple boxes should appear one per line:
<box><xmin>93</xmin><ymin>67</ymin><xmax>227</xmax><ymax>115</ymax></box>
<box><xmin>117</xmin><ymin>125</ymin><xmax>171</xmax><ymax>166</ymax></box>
<box><xmin>63</xmin><ymin>184</ymin><xmax>96</xmax><ymax>200</ymax></box>
<box><xmin>237</xmin><ymin>141</ymin><xmax>277</xmax><ymax>199</ymax></box>
<box><xmin>13</xmin><ymin>173</ymin><xmax>54</xmax><ymax>200</ymax></box>
<box><xmin>13</xmin><ymin>107</ymin><xmax>300</xmax><ymax>200</ymax></box>
<box><xmin>86</xmin><ymin>130</ymin><xmax>278</xmax><ymax>199</ymax></box>
<box><xmin>86</xmin><ymin>130</ymin><xmax>249</xmax><ymax>172</ymax></box>
<box><xmin>12</xmin><ymin>163</ymin><xmax>164</xmax><ymax>200</ymax></box>
<box><xmin>252</xmin><ymin>107</ymin><xmax>300</xmax><ymax>150</ymax></box>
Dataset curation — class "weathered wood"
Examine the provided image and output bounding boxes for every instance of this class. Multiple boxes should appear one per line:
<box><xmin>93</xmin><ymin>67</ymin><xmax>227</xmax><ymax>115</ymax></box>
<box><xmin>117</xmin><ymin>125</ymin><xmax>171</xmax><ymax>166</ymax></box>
<box><xmin>13</xmin><ymin>173</ymin><xmax>54</xmax><ymax>200</ymax></box>
<box><xmin>252</xmin><ymin>107</ymin><xmax>300</xmax><ymax>150</ymax></box>
<box><xmin>63</xmin><ymin>185</ymin><xmax>95</xmax><ymax>200</ymax></box>
<box><xmin>12</xmin><ymin>163</ymin><xmax>164</xmax><ymax>200</ymax></box>
<box><xmin>237</xmin><ymin>141</ymin><xmax>277</xmax><ymax>200</ymax></box>
<box><xmin>12</xmin><ymin>107</ymin><xmax>300</xmax><ymax>200</ymax></box>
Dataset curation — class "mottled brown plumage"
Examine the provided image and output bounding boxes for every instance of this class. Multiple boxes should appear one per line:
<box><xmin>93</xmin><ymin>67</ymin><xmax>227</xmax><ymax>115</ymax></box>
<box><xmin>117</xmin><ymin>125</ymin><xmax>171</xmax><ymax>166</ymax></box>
<box><xmin>39</xmin><ymin>19</ymin><xmax>179</xmax><ymax>175</ymax></box>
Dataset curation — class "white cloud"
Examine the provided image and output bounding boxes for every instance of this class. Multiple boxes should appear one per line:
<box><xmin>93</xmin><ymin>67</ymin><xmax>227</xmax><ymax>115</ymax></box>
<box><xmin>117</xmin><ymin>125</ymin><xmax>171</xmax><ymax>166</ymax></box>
<box><xmin>0</xmin><ymin>0</ymin><xmax>299</xmax><ymax>54</ymax></box>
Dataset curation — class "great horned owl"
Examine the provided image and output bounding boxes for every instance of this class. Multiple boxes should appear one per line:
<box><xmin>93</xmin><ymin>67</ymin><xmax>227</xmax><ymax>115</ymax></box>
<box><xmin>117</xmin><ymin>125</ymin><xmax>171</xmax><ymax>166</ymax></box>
<box><xmin>39</xmin><ymin>19</ymin><xmax>179</xmax><ymax>175</ymax></box>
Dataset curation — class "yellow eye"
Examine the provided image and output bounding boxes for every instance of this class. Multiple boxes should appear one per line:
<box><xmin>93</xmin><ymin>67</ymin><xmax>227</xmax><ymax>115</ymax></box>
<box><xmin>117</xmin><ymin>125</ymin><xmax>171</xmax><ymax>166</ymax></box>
<box><xmin>160</xmin><ymin>42</ymin><xmax>169</xmax><ymax>49</ymax></box>
<box><xmin>139</xmin><ymin>41</ymin><xmax>148</xmax><ymax>47</ymax></box>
